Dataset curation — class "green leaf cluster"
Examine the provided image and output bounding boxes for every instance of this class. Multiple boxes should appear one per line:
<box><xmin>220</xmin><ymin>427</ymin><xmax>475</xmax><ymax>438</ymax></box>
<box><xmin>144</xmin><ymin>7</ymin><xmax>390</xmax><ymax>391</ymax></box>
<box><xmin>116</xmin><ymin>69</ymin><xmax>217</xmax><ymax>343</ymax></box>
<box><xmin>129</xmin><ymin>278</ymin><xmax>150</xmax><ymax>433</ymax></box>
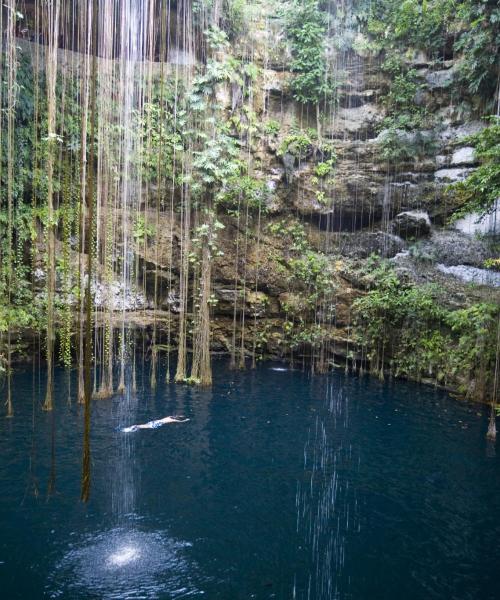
<box><xmin>285</xmin><ymin>0</ymin><xmax>331</xmax><ymax>105</ymax></box>
<box><xmin>353</xmin><ymin>258</ymin><xmax>499</xmax><ymax>399</ymax></box>
<box><xmin>451</xmin><ymin>116</ymin><xmax>500</xmax><ymax>219</ymax></box>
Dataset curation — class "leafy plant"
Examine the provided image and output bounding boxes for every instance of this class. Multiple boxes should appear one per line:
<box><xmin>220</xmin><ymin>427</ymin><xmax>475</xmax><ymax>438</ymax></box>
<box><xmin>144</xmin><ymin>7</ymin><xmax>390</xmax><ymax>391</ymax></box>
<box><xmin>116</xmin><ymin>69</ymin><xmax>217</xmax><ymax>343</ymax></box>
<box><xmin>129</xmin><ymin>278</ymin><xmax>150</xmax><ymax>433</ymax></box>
<box><xmin>264</xmin><ymin>119</ymin><xmax>281</xmax><ymax>136</ymax></box>
<box><xmin>314</xmin><ymin>154</ymin><xmax>337</xmax><ymax>178</ymax></box>
<box><xmin>453</xmin><ymin>1</ymin><xmax>500</xmax><ymax>106</ymax></box>
<box><xmin>205</xmin><ymin>25</ymin><xmax>230</xmax><ymax>52</ymax></box>
<box><xmin>285</xmin><ymin>0</ymin><xmax>331</xmax><ymax>105</ymax></box>
<box><xmin>367</xmin><ymin>0</ymin><xmax>499</xmax><ymax>109</ymax></box>
<box><xmin>277</xmin><ymin>133</ymin><xmax>313</xmax><ymax>159</ymax></box>
<box><xmin>451</xmin><ymin>116</ymin><xmax>500</xmax><ymax>219</ymax></box>
<box><xmin>267</xmin><ymin>219</ymin><xmax>310</xmax><ymax>252</ymax></box>
<box><xmin>133</xmin><ymin>215</ymin><xmax>155</xmax><ymax>242</ymax></box>
<box><xmin>484</xmin><ymin>258</ymin><xmax>500</xmax><ymax>271</ymax></box>
<box><xmin>352</xmin><ymin>258</ymin><xmax>500</xmax><ymax>398</ymax></box>
<box><xmin>217</xmin><ymin>175</ymin><xmax>270</xmax><ymax>214</ymax></box>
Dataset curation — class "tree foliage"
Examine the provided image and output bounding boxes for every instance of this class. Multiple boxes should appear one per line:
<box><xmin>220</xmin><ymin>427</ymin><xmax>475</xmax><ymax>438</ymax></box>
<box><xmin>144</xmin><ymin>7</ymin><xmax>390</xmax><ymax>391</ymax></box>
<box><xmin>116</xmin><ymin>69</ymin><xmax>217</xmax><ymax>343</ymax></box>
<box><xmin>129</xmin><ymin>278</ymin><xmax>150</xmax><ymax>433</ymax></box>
<box><xmin>285</xmin><ymin>0</ymin><xmax>331</xmax><ymax>105</ymax></box>
<box><xmin>353</xmin><ymin>258</ymin><xmax>499</xmax><ymax>399</ymax></box>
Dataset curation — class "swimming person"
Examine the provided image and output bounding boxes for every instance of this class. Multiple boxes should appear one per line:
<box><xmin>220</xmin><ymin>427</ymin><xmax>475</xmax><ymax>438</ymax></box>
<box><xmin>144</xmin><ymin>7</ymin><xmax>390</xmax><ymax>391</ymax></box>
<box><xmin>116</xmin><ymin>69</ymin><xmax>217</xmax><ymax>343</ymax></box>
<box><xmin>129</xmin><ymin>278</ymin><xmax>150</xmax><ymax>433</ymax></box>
<box><xmin>122</xmin><ymin>416</ymin><xmax>189</xmax><ymax>433</ymax></box>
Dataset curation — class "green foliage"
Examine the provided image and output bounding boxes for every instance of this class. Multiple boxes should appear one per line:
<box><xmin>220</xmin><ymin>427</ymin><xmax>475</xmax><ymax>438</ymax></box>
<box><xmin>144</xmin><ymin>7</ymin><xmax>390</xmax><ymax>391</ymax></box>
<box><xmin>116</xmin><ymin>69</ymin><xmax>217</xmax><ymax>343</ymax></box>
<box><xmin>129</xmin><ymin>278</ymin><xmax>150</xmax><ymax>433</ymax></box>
<box><xmin>264</xmin><ymin>119</ymin><xmax>281</xmax><ymax>136</ymax></box>
<box><xmin>353</xmin><ymin>258</ymin><xmax>500</xmax><ymax>398</ymax></box>
<box><xmin>190</xmin><ymin>212</ymin><xmax>225</xmax><ymax>264</ymax></box>
<box><xmin>191</xmin><ymin>125</ymin><xmax>242</xmax><ymax>200</ymax></box>
<box><xmin>314</xmin><ymin>154</ymin><xmax>337</xmax><ymax>178</ymax></box>
<box><xmin>133</xmin><ymin>215</ymin><xmax>155</xmax><ymax>242</ymax></box>
<box><xmin>0</xmin><ymin>52</ymin><xmax>47</xmax><ymax>345</ymax></box>
<box><xmin>0</xmin><ymin>203</ymin><xmax>40</xmax><ymax>353</ymax></box>
<box><xmin>267</xmin><ymin>219</ymin><xmax>335</xmax><ymax>313</ymax></box>
<box><xmin>190</xmin><ymin>59</ymin><xmax>233</xmax><ymax>109</ymax></box>
<box><xmin>277</xmin><ymin>133</ymin><xmax>313</xmax><ymax>159</ymax></box>
<box><xmin>484</xmin><ymin>257</ymin><xmax>500</xmax><ymax>271</ymax></box>
<box><xmin>139</xmin><ymin>89</ymin><xmax>188</xmax><ymax>185</ymax></box>
<box><xmin>451</xmin><ymin>116</ymin><xmax>500</xmax><ymax>219</ymax></box>
<box><xmin>288</xmin><ymin>251</ymin><xmax>334</xmax><ymax>299</ymax></box>
<box><xmin>381</xmin><ymin>68</ymin><xmax>427</xmax><ymax>129</ymax></box>
<box><xmin>192</xmin><ymin>0</ymin><xmax>249</xmax><ymax>40</ymax></box>
<box><xmin>281</xmin><ymin>320</ymin><xmax>325</xmax><ymax>351</ymax></box>
<box><xmin>228</xmin><ymin>106</ymin><xmax>260</xmax><ymax>139</ymax></box>
<box><xmin>453</xmin><ymin>1</ymin><xmax>500</xmax><ymax>105</ymax></box>
<box><xmin>217</xmin><ymin>175</ymin><xmax>270</xmax><ymax>215</ymax></box>
<box><xmin>367</xmin><ymin>0</ymin><xmax>500</xmax><ymax>108</ymax></box>
<box><xmin>368</xmin><ymin>0</ymin><xmax>455</xmax><ymax>56</ymax></box>
<box><xmin>285</xmin><ymin>0</ymin><xmax>331</xmax><ymax>105</ymax></box>
<box><xmin>267</xmin><ymin>219</ymin><xmax>310</xmax><ymax>252</ymax></box>
<box><xmin>445</xmin><ymin>303</ymin><xmax>499</xmax><ymax>391</ymax></box>
<box><xmin>205</xmin><ymin>25</ymin><xmax>230</xmax><ymax>52</ymax></box>
<box><xmin>221</xmin><ymin>0</ymin><xmax>248</xmax><ymax>40</ymax></box>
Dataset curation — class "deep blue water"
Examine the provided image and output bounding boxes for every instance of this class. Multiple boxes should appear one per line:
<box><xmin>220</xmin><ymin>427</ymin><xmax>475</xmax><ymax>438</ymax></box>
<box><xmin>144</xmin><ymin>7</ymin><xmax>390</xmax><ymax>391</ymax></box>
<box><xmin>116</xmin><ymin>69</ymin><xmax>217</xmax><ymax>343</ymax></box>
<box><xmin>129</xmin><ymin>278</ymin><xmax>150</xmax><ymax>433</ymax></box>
<box><xmin>0</xmin><ymin>359</ymin><xmax>499</xmax><ymax>599</ymax></box>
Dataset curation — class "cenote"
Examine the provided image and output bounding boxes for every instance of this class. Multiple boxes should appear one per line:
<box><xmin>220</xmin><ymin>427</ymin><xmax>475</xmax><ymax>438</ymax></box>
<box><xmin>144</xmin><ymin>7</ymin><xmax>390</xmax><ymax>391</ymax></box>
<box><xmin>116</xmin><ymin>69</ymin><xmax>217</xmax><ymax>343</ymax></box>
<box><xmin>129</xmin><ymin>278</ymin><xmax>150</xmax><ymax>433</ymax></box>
<box><xmin>1</xmin><ymin>360</ymin><xmax>499</xmax><ymax>600</ymax></box>
<box><xmin>1</xmin><ymin>1</ymin><xmax>500</xmax><ymax>598</ymax></box>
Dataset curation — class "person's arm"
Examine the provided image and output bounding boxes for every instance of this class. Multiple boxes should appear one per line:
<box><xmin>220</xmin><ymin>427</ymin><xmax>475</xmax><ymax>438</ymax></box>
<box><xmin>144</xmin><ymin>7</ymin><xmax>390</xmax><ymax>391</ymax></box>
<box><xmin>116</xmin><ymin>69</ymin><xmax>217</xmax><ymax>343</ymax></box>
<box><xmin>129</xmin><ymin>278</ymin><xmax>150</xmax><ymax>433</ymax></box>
<box><xmin>122</xmin><ymin>425</ymin><xmax>139</xmax><ymax>433</ymax></box>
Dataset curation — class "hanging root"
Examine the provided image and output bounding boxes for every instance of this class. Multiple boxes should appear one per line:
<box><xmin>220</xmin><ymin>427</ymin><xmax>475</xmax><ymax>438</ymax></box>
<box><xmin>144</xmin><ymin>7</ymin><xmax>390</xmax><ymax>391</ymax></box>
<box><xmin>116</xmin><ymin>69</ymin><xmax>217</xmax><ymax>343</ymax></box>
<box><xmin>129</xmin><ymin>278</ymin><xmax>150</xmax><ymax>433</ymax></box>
<box><xmin>93</xmin><ymin>386</ymin><xmax>113</xmax><ymax>400</ymax></box>
<box><xmin>487</xmin><ymin>410</ymin><xmax>497</xmax><ymax>441</ymax></box>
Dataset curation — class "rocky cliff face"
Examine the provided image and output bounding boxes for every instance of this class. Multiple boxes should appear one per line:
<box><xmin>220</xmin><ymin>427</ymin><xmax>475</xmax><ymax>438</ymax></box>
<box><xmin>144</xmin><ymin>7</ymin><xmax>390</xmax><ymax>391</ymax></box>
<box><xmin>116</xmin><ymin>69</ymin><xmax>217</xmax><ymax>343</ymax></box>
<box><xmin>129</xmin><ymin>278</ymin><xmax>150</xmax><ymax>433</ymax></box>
<box><xmin>16</xmin><ymin>6</ymin><xmax>499</xmax><ymax>399</ymax></box>
<box><xmin>125</xmin><ymin>9</ymin><xmax>499</xmax><ymax>391</ymax></box>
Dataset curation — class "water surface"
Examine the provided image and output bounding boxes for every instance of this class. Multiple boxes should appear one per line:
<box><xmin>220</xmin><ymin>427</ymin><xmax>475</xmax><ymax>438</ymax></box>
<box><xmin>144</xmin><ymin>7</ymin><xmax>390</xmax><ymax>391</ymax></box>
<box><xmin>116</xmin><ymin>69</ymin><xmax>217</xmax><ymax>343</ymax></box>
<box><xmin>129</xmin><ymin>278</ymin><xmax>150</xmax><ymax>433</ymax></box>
<box><xmin>0</xmin><ymin>360</ymin><xmax>499</xmax><ymax>599</ymax></box>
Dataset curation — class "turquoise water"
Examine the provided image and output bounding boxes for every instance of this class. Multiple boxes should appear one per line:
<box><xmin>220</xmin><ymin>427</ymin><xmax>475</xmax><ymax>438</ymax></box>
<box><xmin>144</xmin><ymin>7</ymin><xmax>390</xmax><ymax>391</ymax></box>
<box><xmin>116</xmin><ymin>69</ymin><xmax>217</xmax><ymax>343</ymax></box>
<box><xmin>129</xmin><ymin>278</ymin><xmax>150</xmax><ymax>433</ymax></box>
<box><xmin>0</xmin><ymin>359</ymin><xmax>499</xmax><ymax>599</ymax></box>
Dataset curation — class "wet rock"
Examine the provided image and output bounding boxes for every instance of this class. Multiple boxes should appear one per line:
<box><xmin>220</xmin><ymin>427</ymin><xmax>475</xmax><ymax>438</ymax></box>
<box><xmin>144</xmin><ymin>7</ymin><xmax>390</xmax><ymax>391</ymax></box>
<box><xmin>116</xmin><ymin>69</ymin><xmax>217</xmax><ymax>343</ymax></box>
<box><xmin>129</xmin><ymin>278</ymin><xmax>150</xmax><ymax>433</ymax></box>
<box><xmin>282</xmin><ymin>152</ymin><xmax>296</xmax><ymax>184</ymax></box>
<box><xmin>437</xmin><ymin>122</ymin><xmax>486</xmax><ymax>145</ymax></box>
<box><xmin>263</xmin><ymin>69</ymin><xmax>291</xmax><ymax>94</ymax></box>
<box><xmin>434</xmin><ymin>168</ymin><xmax>474</xmax><ymax>183</ymax></box>
<box><xmin>405</xmin><ymin>50</ymin><xmax>430</xmax><ymax>68</ymax></box>
<box><xmin>392</xmin><ymin>211</ymin><xmax>431</xmax><ymax>239</ymax></box>
<box><xmin>278</xmin><ymin>292</ymin><xmax>310</xmax><ymax>316</ymax></box>
<box><xmin>93</xmin><ymin>280</ymin><xmax>151</xmax><ymax>311</ymax></box>
<box><xmin>436</xmin><ymin>264</ymin><xmax>500</xmax><ymax>288</ymax></box>
<box><xmin>453</xmin><ymin>199</ymin><xmax>500</xmax><ymax>236</ymax></box>
<box><xmin>425</xmin><ymin>67</ymin><xmax>455</xmax><ymax>90</ymax></box>
<box><xmin>417</xmin><ymin>230</ymin><xmax>493</xmax><ymax>267</ymax></box>
<box><xmin>163</xmin><ymin>290</ymin><xmax>180</xmax><ymax>313</ymax></box>
<box><xmin>450</xmin><ymin>146</ymin><xmax>476</xmax><ymax>166</ymax></box>
<box><xmin>339</xmin><ymin>231</ymin><xmax>406</xmax><ymax>259</ymax></box>
<box><xmin>375</xmin><ymin>127</ymin><xmax>435</xmax><ymax>148</ymax></box>
<box><xmin>213</xmin><ymin>287</ymin><xmax>274</xmax><ymax>318</ymax></box>
<box><xmin>246</xmin><ymin>291</ymin><xmax>271</xmax><ymax>317</ymax></box>
<box><xmin>325</xmin><ymin>103</ymin><xmax>383</xmax><ymax>138</ymax></box>
<box><xmin>291</xmin><ymin>161</ymin><xmax>386</xmax><ymax>227</ymax></box>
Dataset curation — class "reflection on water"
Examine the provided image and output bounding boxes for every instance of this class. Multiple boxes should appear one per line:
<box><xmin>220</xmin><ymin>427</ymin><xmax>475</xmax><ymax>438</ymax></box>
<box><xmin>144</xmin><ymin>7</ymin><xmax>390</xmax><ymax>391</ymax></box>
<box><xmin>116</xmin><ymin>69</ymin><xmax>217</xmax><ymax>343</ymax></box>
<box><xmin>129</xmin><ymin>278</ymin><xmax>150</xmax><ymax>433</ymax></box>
<box><xmin>49</xmin><ymin>528</ymin><xmax>199</xmax><ymax>599</ymax></box>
